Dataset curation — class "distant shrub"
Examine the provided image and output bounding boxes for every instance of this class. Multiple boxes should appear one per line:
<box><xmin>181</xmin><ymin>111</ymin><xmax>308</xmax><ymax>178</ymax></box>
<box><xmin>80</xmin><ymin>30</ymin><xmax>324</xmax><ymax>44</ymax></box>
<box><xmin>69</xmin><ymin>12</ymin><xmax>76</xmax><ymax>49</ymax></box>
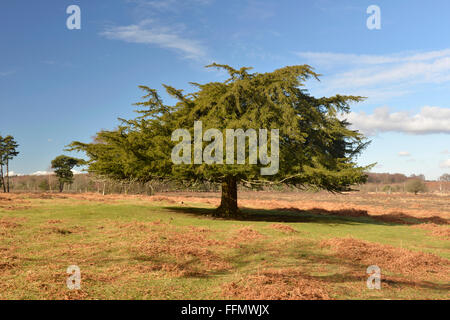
<box><xmin>38</xmin><ymin>180</ymin><xmax>50</xmax><ymax>191</ymax></box>
<box><xmin>406</xmin><ymin>179</ymin><xmax>427</xmax><ymax>195</ymax></box>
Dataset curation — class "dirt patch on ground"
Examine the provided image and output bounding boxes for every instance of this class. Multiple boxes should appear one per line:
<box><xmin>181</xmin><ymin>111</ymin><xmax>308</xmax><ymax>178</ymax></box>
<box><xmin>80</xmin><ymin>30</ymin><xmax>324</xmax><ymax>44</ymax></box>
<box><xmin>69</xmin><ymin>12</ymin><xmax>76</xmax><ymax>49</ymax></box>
<box><xmin>411</xmin><ymin>223</ymin><xmax>450</xmax><ymax>240</ymax></box>
<box><xmin>222</xmin><ymin>268</ymin><xmax>330</xmax><ymax>300</ymax></box>
<box><xmin>320</xmin><ymin>237</ymin><xmax>450</xmax><ymax>281</ymax></box>
<box><xmin>267</xmin><ymin>224</ymin><xmax>297</xmax><ymax>233</ymax></box>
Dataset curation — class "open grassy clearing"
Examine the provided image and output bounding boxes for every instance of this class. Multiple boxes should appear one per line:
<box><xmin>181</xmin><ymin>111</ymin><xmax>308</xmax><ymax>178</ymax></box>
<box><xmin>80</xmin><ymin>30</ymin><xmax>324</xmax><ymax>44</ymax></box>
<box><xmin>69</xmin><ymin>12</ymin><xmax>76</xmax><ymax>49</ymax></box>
<box><xmin>0</xmin><ymin>193</ymin><xmax>449</xmax><ymax>300</ymax></box>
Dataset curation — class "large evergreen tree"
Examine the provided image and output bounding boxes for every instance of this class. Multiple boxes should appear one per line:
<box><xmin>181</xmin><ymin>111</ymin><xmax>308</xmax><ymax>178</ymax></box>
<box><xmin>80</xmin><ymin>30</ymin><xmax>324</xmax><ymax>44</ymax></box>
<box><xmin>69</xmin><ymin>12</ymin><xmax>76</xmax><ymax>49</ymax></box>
<box><xmin>69</xmin><ymin>64</ymin><xmax>372</xmax><ymax>217</ymax></box>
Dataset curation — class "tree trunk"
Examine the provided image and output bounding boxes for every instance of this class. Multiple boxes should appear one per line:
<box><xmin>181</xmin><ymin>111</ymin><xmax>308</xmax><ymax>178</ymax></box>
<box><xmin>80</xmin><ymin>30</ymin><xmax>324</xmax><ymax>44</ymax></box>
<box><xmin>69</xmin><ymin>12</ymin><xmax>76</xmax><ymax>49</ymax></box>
<box><xmin>59</xmin><ymin>181</ymin><xmax>64</xmax><ymax>193</ymax></box>
<box><xmin>6</xmin><ymin>159</ymin><xmax>10</xmax><ymax>193</ymax></box>
<box><xmin>0</xmin><ymin>165</ymin><xmax>5</xmax><ymax>193</ymax></box>
<box><xmin>215</xmin><ymin>176</ymin><xmax>241</xmax><ymax>217</ymax></box>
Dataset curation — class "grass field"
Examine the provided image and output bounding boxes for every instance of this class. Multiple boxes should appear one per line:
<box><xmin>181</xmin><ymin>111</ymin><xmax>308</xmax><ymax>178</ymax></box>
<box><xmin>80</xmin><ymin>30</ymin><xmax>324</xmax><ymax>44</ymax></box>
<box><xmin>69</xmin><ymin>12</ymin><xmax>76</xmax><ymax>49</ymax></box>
<box><xmin>0</xmin><ymin>192</ymin><xmax>449</xmax><ymax>300</ymax></box>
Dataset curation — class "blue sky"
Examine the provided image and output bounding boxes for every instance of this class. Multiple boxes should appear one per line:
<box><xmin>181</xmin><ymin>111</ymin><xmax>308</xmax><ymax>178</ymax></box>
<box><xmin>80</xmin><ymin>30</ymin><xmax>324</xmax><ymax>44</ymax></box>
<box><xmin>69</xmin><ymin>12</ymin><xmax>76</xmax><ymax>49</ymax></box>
<box><xmin>1</xmin><ymin>0</ymin><xmax>449</xmax><ymax>179</ymax></box>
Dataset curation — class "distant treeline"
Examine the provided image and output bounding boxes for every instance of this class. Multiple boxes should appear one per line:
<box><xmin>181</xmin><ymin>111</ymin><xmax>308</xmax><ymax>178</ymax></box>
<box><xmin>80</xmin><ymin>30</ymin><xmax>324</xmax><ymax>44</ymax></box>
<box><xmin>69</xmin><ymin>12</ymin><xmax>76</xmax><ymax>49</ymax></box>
<box><xmin>5</xmin><ymin>172</ymin><xmax>450</xmax><ymax>194</ymax></box>
<box><xmin>366</xmin><ymin>172</ymin><xmax>427</xmax><ymax>184</ymax></box>
<box><xmin>7</xmin><ymin>174</ymin><xmax>220</xmax><ymax>194</ymax></box>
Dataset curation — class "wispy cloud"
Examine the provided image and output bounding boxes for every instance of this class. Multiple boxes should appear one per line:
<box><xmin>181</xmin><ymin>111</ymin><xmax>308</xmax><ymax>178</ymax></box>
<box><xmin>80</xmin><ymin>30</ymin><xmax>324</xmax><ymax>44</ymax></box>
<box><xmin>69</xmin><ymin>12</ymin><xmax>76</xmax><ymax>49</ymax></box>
<box><xmin>297</xmin><ymin>49</ymin><xmax>450</xmax><ymax>67</ymax></box>
<box><xmin>100</xmin><ymin>20</ymin><xmax>207</xmax><ymax>60</ymax></box>
<box><xmin>330</xmin><ymin>57</ymin><xmax>450</xmax><ymax>89</ymax></box>
<box><xmin>127</xmin><ymin>0</ymin><xmax>212</xmax><ymax>14</ymax></box>
<box><xmin>398</xmin><ymin>151</ymin><xmax>411</xmax><ymax>157</ymax></box>
<box><xmin>344</xmin><ymin>106</ymin><xmax>450</xmax><ymax>135</ymax></box>
<box><xmin>296</xmin><ymin>49</ymin><xmax>450</xmax><ymax>100</ymax></box>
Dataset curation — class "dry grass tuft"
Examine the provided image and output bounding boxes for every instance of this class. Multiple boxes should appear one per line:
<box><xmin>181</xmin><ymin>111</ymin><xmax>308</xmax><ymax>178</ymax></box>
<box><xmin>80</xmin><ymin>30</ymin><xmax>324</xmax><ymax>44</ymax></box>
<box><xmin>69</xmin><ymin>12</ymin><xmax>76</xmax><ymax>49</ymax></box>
<box><xmin>115</xmin><ymin>221</ymin><xmax>160</xmax><ymax>232</ymax></box>
<box><xmin>40</xmin><ymin>225</ymin><xmax>87</xmax><ymax>236</ymax></box>
<box><xmin>0</xmin><ymin>246</ymin><xmax>19</xmax><ymax>273</ymax></box>
<box><xmin>268</xmin><ymin>224</ymin><xmax>297</xmax><ymax>233</ymax></box>
<box><xmin>136</xmin><ymin>229</ymin><xmax>232</xmax><ymax>277</ymax></box>
<box><xmin>188</xmin><ymin>226</ymin><xmax>211</xmax><ymax>233</ymax></box>
<box><xmin>149</xmin><ymin>195</ymin><xmax>179</xmax><ymax>204</ymax></box>
<box><xmin>411</xmin><ymin>223</ymin><xmax>450</xmax><ymax>240</ymax></box>
<box><xmin>320</xmin><ymin>237</ymin><xmax>450</xmax><ymax>280</ymax></box>
<box><xmin>231</xmin><ymin>226</ymin><xmax>265</xmax><ymax>242</ymax></box>
<box><xmin>222</xmin><ymin>268</ymin><xmax>330</xmax><ymax>300</ymax></box>
<box><xmin>0</xmin><ymin>217</ymin><xmax>26</xmax><ymax>229</ymax></box>
<box><xmin>46</xmin><ymin>219</ymin><xmax>64</xmax><ymax>224</ymax></box>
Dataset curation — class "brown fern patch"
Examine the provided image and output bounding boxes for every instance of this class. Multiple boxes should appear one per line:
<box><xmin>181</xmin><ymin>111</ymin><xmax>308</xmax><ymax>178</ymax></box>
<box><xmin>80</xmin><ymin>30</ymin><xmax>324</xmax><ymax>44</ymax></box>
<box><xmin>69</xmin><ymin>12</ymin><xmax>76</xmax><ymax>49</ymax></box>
<box><xmin>268</xmin><ymin>224</ymin><xmax>297</xmax><ymax>233</ymax></box>
<box><xmin>411</xmin><ymin>223</ymin><xmax>450</xmax><ymax>240</ymax></box>
<box><xmin>320</xmin><ymin>237</ymin><xmax>450</xmax><ymax>281</ymax></box>
<box><xmin>231</xmin><ymin>226</ymin><xmax>266</xmax><ymax>242</ymax></box>
<box><xmin>222</xmin><ymin>268</ymin><xmax>330</xmax><ymax>300</ymax></box>
<box><xmin>135</xmin><ymin>229</ymin><xmax>231</xmax><ymax>277</ymax></box>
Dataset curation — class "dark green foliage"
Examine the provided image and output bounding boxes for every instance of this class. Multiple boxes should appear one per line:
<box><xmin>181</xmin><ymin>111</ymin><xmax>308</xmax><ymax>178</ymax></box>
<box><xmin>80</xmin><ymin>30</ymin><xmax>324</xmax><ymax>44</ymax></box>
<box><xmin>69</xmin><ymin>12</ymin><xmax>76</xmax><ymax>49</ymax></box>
<box><xmin>69</xmin><ymin>64</ymin><xmax>373</xmax><ymax>216</ymax></box>
<box><xmin>51</xmin><ymin>155</ymin><xmax>84</xmax><ymax>192</ymax></box>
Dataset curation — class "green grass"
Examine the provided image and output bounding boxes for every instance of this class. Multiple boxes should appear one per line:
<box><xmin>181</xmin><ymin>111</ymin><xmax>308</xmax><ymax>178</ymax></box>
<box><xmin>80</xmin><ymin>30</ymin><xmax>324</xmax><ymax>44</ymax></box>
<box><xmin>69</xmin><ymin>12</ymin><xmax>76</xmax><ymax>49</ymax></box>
<box><xmin>0</xmin><ymin>196</ymin><xmax>448</xmax><ymax>300</ymax></box>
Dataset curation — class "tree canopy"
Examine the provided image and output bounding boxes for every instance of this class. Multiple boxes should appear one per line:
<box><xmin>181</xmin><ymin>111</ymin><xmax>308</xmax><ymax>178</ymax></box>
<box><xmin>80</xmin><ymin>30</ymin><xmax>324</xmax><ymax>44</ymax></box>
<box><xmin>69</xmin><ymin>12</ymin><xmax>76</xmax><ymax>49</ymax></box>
<box><xmin>406</xmin><ymin>178</ymin><xmax>427</xmax><ymax>195</ymax></box>
<box><xmin>51</xmin><ymin>155</ymin><xmax>84</xmax><ymax>192</ymax></box>
<box><xmin>69</xmin><ymin>64</ymin><xmax>372</xmax><ymax>216</ymax></box>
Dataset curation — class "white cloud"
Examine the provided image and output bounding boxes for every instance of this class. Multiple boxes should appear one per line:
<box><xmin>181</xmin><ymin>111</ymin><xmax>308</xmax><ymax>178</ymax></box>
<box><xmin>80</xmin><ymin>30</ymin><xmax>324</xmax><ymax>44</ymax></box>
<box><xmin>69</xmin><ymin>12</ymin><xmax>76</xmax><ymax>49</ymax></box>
<box><xmin>6</xmin><ymin>171</ymin><xmax>23</xmax><ymax>177</ymax></box>
<box><xmin>296</xmin><ymin>49</ymin><xmax>450</xmax><ymax>100</ymax></box>
<box><xmin>330</xmin><ymin>57</ymin><xmax>450</xmax><ymax>89</ymax></box>
<box><xmin>101</xmin><ymin>20</ymin><xmax>207</xmax><ymax>60</ymax></box>
<box><xmin>31</xmin><ymin>171</ymin><xmax>54</xmax><ymax>176</ymax></box>
<box><xmin>440</xmin><ymin>159</ymin><xmax>450</xmax><ymax>168</ymax></box>
<box><xmin>297</xmin><ymin>49</ymin><xmax>450</xmax><ymax>67</ymax></box>
<box><xmin>398</xmin><ymin>151</ymin><xmax>411</xmax><ymax>157</ymax></box>
<box><xmin>343</xmin><ymin>106</ymin><xmax>450</xmax><ymax>135</ymax></box>
<box><xmin>30</xmin><ymin>170</ymin><xmax>82</xmax><ymax>176</ymax></box>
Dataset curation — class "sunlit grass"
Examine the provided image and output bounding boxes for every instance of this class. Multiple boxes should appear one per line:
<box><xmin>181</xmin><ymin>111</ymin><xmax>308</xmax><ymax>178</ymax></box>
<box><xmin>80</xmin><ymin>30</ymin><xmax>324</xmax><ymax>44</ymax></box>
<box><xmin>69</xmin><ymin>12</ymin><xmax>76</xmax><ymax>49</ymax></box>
<box><xmin>0</xmin><ymin>195</ymin><xmax>448</xmax><ymax>300</ymax></box>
